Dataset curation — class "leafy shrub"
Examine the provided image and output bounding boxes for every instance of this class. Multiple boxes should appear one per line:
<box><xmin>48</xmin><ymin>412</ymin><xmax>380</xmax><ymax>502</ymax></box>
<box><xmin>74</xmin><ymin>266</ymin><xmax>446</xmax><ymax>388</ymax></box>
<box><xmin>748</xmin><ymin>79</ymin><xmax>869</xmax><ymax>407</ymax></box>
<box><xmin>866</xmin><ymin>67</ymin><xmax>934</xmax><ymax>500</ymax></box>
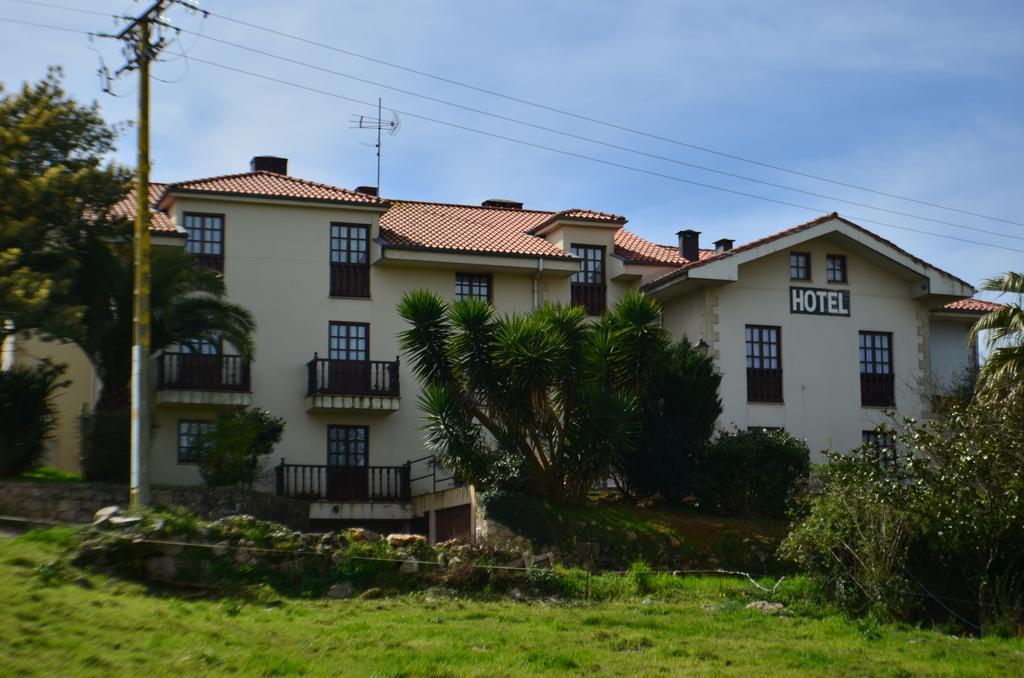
<box><xmin>694</xmin><ymin>429</ymin><xmax>810</xmax><ymax>517</ymax></box>
<box><xmin>194</xmin><ymin>408</ymin><xmax>285</xmax><ymax>487</ymax></box>
<box><xmin>782</xmin><ymin>400</ymin><xmax>1024</xmax><ymax>636</ymax></box>
<box><xmin>617</xmin><ymin>338</ymin><xmax>722</xmax><ymax>501</ymax></box>
<box><xmin>0</xmin><ymin>360</ymin><xmax>67</xmax><ymax>477</ymax></box>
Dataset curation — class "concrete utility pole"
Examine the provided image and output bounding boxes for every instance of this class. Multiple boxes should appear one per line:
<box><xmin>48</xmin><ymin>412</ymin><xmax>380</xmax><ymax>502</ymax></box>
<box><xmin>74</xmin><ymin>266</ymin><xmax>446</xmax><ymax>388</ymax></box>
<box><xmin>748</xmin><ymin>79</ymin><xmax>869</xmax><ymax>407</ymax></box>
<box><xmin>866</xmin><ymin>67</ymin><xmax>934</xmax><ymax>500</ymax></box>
<box><xmin>109</xmin><ymin>0</ymin><xmax>170</xmax><ymax>508</ymax></box>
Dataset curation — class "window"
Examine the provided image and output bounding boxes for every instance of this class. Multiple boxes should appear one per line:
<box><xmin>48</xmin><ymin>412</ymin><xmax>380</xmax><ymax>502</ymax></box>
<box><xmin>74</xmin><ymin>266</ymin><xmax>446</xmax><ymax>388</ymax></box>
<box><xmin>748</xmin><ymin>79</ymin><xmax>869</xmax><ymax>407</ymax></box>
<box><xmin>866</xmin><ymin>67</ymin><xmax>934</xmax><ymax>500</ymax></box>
<box><xmin>859</xmin><ymin>331</ymin><xmax>895</xmax><ymax>406</ymax></box>
<box><xmin>570</xmin><ymin>244</ymin><xmax>606</xmax><ymax>315</ymax></box>
<box><xmin>746</xmin><ymin>325</ymin><xmax>783</xmax><ymax>402</ymax></box>
<box><xmin>180</xmin><ymin>338</ymin><xmax>220</xmax><ymax>355</ymax></box>
<box><xmin>327</xmin><ymin>425</ymin><xmax>368</xmax><ymax>467</ymax></box>
<box><xmin>329</xmin><ymin>322</ymin><xmax>368</xmax><ymax>361</ymax></box>
<box><xmin>789</xmin><ymin>252</ymin><xmax>810</xmax><ymax>281</ymax></box>
<box><xmin>455</xmin><ymin>272</ymin><xmax>492</xmax><ymax>302</ymax></box>
<box><xmin>177</xmin><ymin>419</ymin><xmax>213</xmax><ymax>464</ymax></box>
<box><xmin>330</xmin><ymin>223</ymin><xmax>370</xmax><ymax>297</ymax></box>
<box><xmin>863</xmin><ymin>430</ymin><xmax>895</xmax><ymax>467</ymax></box>
<box><xmin>827</xmin><ymin>254</ymin><xmax>847</xmax><ymax>283</ymax></box>
<box><xmin>183</xmin><ymin>213</ymin><xmax>225</xmax><ymax>273</ymax></box>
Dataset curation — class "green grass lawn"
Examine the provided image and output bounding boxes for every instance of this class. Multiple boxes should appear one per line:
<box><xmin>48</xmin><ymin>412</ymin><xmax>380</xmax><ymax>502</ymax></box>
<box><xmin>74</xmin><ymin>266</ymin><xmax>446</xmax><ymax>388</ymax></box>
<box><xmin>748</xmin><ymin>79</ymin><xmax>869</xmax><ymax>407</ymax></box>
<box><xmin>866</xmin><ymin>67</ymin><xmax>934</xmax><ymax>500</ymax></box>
<box><xmin>3</xmin><ymin>530</ymin><xmax>1023</xmax><ymax>676</ymax></box>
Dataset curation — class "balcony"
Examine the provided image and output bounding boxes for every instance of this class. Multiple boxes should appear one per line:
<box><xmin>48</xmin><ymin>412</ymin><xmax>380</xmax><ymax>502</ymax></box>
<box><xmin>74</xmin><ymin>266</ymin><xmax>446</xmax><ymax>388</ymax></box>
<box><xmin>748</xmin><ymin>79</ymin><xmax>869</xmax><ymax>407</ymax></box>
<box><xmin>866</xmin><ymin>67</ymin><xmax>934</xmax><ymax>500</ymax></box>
<box><xmin>276</xmin><ymin>461</ymin><xmax>410</xmax><ymax>502</ymax></box>
<box><xmin>155</xmin><ymin>352</ymin><xmax>251</xmax><ymax>406</ymax></box>
<box><xmin>861</xmin><ymin>373</ymin><xmax>895</xmax><ymax>407</ymax></box>
<box><xmin>304</xmin><ymin>355</ymin><xmax>400</xmax><ymax>413</ymax></box>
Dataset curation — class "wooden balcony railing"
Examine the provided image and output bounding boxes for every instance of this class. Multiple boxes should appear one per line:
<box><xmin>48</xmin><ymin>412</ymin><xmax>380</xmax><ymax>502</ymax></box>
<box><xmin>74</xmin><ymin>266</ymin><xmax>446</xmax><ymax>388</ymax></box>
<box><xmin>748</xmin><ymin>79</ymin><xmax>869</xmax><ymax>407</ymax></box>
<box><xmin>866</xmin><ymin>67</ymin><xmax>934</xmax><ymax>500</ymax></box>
<box><xmin>330</xmin><ymin>262</ymin><xmax>370</xmax><ymax>297</ymax></box>
<box><xmin>747</xmin><ymin>367</ymin><xmax>783</xmax><ymax>403</ymax></box>
<box><xmin>194</xmin><ymin>253</ymin><xmax>224</xmax><ymax>274</ymax></box>
<box><xmin>275</xmin><ymin>461</ymin><xmax>410</xmax><ymax>502</ymax></box>
<box><xmin>571</xmin><ymin>282</ymin><xmax>607</xmax><ymax>316</ymax></box>
<box><xmin>157</xmin><ymin>352</ymin><xmax>251</xmax><ymax>391</ymax></box>
<box><xmin>861</xmin><ymin>373</ymin><xmax>895</xmax><ymax>407</ymax></box>
<box><xmin>306</xmin><ymin>355</ymin><xmax>400</xmax><ymax>397</ymax></box>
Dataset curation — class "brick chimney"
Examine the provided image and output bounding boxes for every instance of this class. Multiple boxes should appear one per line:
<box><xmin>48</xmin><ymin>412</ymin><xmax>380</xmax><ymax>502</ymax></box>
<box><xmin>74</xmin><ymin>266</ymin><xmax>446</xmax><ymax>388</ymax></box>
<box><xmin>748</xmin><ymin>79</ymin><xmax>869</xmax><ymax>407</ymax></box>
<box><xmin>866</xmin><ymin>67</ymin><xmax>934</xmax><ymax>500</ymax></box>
<box><xmin>677</xmin><ymin>229</ymin><xmax>701</xmax><ymax>261</ymax></box>
<box><xmin>250</xmin><ymin>156</ymin><xmax>288</xmax><ymax>175</ymax></box>
<box><xmin>355</xmin><ymin>186</ymin><xmax>379</xmax><ymax>197</ymax></box>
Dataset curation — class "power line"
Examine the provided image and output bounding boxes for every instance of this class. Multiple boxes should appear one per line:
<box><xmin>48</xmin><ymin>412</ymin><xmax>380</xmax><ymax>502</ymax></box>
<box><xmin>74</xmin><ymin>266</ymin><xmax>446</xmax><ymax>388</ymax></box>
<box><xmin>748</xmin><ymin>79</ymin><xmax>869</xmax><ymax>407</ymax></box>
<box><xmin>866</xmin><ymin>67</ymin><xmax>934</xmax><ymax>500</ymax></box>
<box><xmin>2</xmin><ymin>0</ymin><xmax>114</xmax><ymax>18</ymax></box>
<box><xmin>5</xmin><ymin>15</ymin><xmax>1024</xmax><ymax>257</ymax></box>
<box><xmin>8</xmin><ymin>2</ymin><xmax>1024</xmax><ymax>243</ymax></box>
<box><xmin>175</xmin><ymin>0</ymin><xmax>1024</xmax><ymax>229</ymax></box>
<box><xmin>150</xmin><ymin>53</ymin><xmax>1024</xmax><ymax>256</ymax></box>
<box><xmin>0</xmin><ymin>14</ymin><xmax>87</xmax><ymax>33</ymax></box>
<box><xmin>139</xmin><ymin>22</ymin><xmax>1024</xmax><ymax>242</ymax></box>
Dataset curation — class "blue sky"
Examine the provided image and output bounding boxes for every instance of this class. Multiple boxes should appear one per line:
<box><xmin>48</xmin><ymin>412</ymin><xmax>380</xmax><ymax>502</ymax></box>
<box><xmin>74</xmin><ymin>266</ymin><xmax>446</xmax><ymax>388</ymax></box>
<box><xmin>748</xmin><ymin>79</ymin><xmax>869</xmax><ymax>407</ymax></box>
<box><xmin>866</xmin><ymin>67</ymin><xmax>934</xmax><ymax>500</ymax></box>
<box><xmin>1</xmin><ymin>0</ymin><xmax>1022</xmax><ymax>290</ymax></box>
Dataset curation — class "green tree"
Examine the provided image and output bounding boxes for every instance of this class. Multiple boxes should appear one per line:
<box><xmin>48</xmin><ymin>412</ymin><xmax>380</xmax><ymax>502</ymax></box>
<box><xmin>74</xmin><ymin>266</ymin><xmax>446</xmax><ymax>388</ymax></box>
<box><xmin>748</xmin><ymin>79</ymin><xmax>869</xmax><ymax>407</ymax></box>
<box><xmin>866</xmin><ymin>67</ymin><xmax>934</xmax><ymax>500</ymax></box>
<box><xmin>616</xmin><ymin>338</ymin><xmax>722</xmax><ymax>501</ymax></box>
<box><xmin>397</xmin><ymin>291</ymin><xmax>667</xmax><ymax>503</ymax></box>
<box><xmin>970</xmin><ymin>272</ymin><xmax>1024</xmax><ymax>398</ymax></box>
<box><xmin>193</xmin><ymin>408</ymin><xmax>285</xmax><ymax>488</ymax></box>
<box><xmin>0</xmin><ymin>68</ymin><xmax>131</xmax><ymax>340</ymax></box>
<box><xmin>71</xmin><ymin>246</ymin><xmax>256</xmax><ymax>481</ymax></box>
<box><xmin>0</xmin><ymin>70</ymin><xmax>257</xmax><ymax>481</ymax></box>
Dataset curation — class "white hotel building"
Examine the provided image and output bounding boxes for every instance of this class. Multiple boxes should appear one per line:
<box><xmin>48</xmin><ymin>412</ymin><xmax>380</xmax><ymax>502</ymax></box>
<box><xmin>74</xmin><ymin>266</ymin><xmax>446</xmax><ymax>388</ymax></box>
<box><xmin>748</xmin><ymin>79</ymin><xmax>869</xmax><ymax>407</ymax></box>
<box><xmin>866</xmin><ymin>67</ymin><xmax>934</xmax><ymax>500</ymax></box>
<box><xmin>14</xmin><ymin>156</ymin><xmax>997</xmax><ymax>536</ymax></box>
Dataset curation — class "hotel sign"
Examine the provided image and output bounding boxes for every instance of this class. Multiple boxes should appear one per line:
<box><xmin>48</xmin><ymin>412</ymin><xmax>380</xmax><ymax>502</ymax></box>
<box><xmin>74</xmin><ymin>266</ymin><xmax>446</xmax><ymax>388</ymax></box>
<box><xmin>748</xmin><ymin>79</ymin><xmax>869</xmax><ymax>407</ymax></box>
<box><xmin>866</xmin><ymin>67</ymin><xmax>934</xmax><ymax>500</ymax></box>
<box><xmin>790</xmin><ymin>287</ymin><xmax>850</xmax><ymax>317</ymax></box>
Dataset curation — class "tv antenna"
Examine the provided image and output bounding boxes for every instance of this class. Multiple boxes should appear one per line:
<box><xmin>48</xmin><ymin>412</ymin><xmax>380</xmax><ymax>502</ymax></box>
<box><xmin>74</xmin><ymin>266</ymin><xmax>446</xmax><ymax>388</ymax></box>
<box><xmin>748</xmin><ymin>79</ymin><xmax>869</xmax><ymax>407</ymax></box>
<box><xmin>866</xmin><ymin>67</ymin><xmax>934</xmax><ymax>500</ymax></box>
<box><xmin>350</xmin><ymin>98</ymin><xmax>400</xmax><ymax>193</ymax></box>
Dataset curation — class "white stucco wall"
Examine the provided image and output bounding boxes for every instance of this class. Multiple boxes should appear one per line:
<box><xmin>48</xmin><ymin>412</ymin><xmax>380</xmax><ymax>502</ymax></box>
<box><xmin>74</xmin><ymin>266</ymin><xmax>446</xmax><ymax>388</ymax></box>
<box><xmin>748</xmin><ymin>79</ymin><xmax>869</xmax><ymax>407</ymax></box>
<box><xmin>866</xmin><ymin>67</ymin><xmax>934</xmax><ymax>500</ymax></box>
<box><xmin>14</xmin><ymin>334</ymin><xmax>98</xmax><ymax>471</ymax></box>
<box><xmin>929</xmin><ymin>317</ymin><xmax>977</xmax><ymax>392</ymax></box>
<box><xmin>149</xmin><ymin>197</ymin><xmax>628</xmax><ymax>489</ymax></box>
<box><xmin>660</xmin><ymin>237</ymin><xmax>935</xmax><ymax>458</ymax></box>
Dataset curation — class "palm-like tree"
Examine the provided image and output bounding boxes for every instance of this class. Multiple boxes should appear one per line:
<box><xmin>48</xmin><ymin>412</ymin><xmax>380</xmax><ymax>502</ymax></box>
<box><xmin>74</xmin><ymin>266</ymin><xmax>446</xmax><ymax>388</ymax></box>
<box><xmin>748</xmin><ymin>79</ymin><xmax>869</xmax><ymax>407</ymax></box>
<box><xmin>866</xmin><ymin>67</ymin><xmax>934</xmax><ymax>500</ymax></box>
<box><xmin>46</xmin><ymin>240</ymin><xmax>255</xmax><ymax>481</ymax></box>
<box><xmin>398</xmin><ymin>290</ymin><xmax>667</xmax><ymax>503</ymax></box>
<box><xmin>969</xmin><ymin>272</ymin><xmax>1024</xmax><ymax>398</ymax></box>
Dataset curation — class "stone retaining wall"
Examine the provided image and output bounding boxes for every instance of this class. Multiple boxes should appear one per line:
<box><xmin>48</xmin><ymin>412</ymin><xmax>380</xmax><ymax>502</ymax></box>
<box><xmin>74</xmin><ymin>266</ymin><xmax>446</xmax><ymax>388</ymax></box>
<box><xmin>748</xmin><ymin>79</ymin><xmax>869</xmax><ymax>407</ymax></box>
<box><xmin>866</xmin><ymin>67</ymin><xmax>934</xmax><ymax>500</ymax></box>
<box><xmin>0</xmin><ymin>480</ymin><xmax>309</xmax><ymax>529</ymax></box>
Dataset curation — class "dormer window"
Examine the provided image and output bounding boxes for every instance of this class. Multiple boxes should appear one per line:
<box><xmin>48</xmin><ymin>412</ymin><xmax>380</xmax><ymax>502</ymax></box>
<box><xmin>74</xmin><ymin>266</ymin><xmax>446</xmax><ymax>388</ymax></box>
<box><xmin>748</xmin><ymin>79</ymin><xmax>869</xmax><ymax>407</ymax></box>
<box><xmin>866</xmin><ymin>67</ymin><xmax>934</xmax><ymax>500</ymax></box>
<box><xmin>183</xmin><ymin>213</ymin><xmax>225</xmax><ymax>273</ymax></box>
<box><xmin>570</xmin><ymin>244</ymin><xmax>606</xmax><ymax>315</ymax></box>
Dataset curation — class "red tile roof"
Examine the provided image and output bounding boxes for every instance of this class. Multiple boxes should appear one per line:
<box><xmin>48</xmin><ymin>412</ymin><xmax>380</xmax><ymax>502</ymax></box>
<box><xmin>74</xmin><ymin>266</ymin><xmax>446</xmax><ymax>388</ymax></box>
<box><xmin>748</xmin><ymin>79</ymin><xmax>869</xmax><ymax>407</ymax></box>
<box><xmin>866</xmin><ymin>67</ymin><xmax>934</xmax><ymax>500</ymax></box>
<box><xmin>159</xmin><ymin>171</ymin><xmax>389</xmax><ymax>207</ymax></box>
<box><xmin>110</xmin><ymin>183</ymin><xmax>182</xmax><ymax>234</ymax></box>
<box><xmin>643</xmin><ymin>212</ymin><xmax>973</xmax><ymax>291</ymax></box>
<box><xmin>378</xmin><ymin>200</ymin><xmax>676</xmax><ymax>261</ymax></box>
<box><xmin>379</xmin><ymin>201</ymin><xmax>573</xmax><ymax>258</ymax></box>
<box><xmin>613</xmin><ymin>230</ymin><xmax>717</xmax><ymax>266</ymax></box>
<box><xmin>938</xmin><ymin>298</ymin><xmax>1005</xmax><ymax>313</ymax></box>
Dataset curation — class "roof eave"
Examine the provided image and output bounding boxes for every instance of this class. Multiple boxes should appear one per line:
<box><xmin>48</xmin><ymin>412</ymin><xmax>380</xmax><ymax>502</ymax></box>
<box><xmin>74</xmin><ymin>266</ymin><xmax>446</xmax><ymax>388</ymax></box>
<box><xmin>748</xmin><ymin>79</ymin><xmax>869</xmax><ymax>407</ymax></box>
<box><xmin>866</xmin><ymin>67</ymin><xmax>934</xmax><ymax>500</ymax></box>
<box><xmin>158</xmin><ymin>188</ymin><xmax>391</xmax><ymax>211</ymax></box>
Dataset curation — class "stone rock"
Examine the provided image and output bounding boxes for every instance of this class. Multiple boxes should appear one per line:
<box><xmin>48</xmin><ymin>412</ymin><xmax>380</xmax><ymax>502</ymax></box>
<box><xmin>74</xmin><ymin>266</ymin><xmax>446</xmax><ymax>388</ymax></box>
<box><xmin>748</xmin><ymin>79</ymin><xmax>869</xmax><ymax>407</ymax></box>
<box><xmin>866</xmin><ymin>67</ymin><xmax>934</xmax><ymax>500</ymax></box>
<box><xmin>347</xmin><ymin>527</ymin><xmax>381</xmax><ymax>543</ymax></box>
<box><xmin>399</xmin><ymin>558</ymin><xmax>419</xmax><ymax>574</ymax></box>
<box><xmin>746</xmin><ymin>600</ymin><xmax>785</xmax><ymax>615</ymax></box>
<box><xmin>436</xmin><ymin>553</ymin><xmax>449</xmax><ymax>569</ymax></box>
<box><xmin>386</xmin><ymin>533</ymin><xmax>427</xmax><ymax>547</ymax></box>
<box><xmin>92</xmin><ymin>506</ymin><xmax>121</xmax><ymax>525</ymax></box>
<box><xmin>144</xmin><ymin>555</ymin><xmax>177</xmax><ymax>580</ymax></box>
<box><xmin>212</xmin><ymin>541</ymin><xmax>230</xmax><ymax>558</ymax></box>
<box><xmin>327</xmin><ymin>582</ymin><xmax>354</xmax><ymax>600</ymax></box>
<box><xmin>360</xmin><ymin>587</ymin><xmax>383</xmax><ymax>600</ymax></box>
